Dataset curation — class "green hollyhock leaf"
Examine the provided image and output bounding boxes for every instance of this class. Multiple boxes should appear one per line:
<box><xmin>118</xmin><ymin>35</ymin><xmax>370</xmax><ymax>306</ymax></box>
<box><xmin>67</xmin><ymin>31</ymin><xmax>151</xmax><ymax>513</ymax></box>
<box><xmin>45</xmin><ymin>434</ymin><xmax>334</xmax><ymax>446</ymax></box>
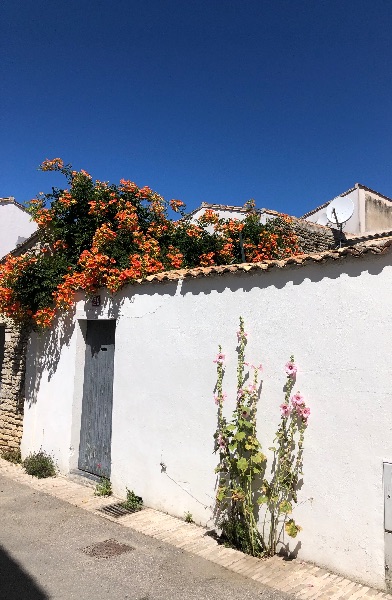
<box><xmin>257</xmin><ymin>495</ymin><xmax>268</xmax><ymax>505</ymax></box>
<box><xmin>252</xmin><ymin>452</ymin><xmax>266</xmax><ymax>464</ymax></box>
<box><xmin>216</xmin><ymin>486</ymin><xmax>227</xmax><ymax>502</ymax></box>
<box><xmin>237</xmin><ymin>457</ymin><xmax>249</xmax><ymax>472</ymax></box>
<box><xmin>279</xmin><ymin>500</ymin><xmax>292</xmax><ymax>514</ymax></box>
<box><xmin>285</xmin><ymin>519</ymin><xmax>302</xmax><ymax>538</ymax></box>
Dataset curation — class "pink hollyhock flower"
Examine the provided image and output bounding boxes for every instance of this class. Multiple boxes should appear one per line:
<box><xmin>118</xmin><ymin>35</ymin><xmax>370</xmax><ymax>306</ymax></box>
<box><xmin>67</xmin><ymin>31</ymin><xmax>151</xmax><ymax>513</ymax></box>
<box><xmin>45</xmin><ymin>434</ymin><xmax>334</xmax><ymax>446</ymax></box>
<box><xmin>280</xmin><ymin>403</ymin><xmax>291</xmax><ymax>417</ymax></box>
<box><xmin>248</xmin><ymin>384</ymin><xmax>256</xmax><ymax>393</ymax></box>
<box><xmin>237</xmin><ymin>388</ymin><xmax>244</xmax><ymax>398</ymax></box>
<box><xmin>237</xmin><ymin>330</ymin><xmax>248</xmax><ymax>340</ymax></box>
<box><xmin>217</xmin><ymin>434</ymin><xmax>226</xmax><ymax>448</ymax></box>
<box><xmin>291</xmin><ymin>392</ymin><xmax>305</xmax><ymax>407</ymax></box>
<box><xmin>213</xmin><ymin>352</ymin><xmax>225</xmax><ymax>364</ymax></box>
<box><xmin>285</xmin><ymin>361</ymin><xmax>297</xmax><ymax>377</ymax></box>
<box><xmin>242</xmin><ymin>409</ymin><xmax>250</xmax><ymax>418</ymax></box>
<box><xmin>214</xmin><ymin>392</ymin><xmax>227</xmax><ymax>405</ymax></box>
<box><xmin>301</xmin><ymin>406</ymin><xmax>311</xmax><ymax>421</ymax></box>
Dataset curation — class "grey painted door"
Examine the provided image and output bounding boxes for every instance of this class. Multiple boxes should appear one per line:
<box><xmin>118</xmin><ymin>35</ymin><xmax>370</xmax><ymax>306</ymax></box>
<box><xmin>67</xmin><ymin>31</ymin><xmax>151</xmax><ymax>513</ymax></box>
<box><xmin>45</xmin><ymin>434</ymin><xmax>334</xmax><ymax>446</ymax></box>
<box><xmin>78</xmin><ymin>320</ymin><xmax>116</xmax><ymax>478</ymax></box>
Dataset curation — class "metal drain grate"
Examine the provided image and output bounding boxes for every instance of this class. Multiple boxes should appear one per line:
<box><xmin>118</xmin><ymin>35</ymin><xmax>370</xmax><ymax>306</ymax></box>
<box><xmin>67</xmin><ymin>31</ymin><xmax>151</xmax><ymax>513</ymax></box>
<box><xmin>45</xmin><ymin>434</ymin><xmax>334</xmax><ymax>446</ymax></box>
<box><xmin>82</xmin><ymin>539</ymin><xmax>134</xmax><ymax>558</ymax></box>
<box><xmin>99</xmin><ymin>502</ymin><xmax>143</xmax><ymax>519</ymax></box>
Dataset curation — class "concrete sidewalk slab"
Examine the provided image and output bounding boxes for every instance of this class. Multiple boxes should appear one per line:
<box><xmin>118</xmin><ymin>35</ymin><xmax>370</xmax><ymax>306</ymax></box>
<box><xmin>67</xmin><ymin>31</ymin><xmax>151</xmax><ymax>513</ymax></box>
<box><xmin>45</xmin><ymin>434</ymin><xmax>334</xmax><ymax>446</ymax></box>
<box><xmin>0</xmin><ymin>457</ymin><xmax>390</xmax><ymax>600</ymax></box>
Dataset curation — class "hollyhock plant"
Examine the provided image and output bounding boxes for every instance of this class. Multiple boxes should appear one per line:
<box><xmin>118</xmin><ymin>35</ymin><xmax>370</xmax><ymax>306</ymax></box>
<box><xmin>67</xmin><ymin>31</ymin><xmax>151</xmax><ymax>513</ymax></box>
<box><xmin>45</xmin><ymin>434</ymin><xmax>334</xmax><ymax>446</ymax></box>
<box><xmin>213</xmin><ymin>322</ymin><xmax>309</xmax><ymax>559</ymax></box>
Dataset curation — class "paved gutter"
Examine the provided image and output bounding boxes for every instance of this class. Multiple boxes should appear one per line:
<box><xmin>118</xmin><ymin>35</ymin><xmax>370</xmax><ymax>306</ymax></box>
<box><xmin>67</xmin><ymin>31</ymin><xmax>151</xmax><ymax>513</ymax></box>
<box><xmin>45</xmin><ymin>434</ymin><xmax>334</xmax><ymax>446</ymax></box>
<box><xmin>0</xmin><ymin>458</ymin><xmax>389</xmax><ymax>600</ymax></box>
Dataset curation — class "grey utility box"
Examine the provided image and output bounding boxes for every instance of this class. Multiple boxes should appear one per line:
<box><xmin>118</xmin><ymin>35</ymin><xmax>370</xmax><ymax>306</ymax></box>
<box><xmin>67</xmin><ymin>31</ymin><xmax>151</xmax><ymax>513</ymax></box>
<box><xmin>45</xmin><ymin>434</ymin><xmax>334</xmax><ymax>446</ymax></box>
<box><xmin>384</xmin><ymin>463</ymin><xmax>392</xmax><ymax>590</ymax></box>
<box><xmin>384</xmin><ymin>463</ymin><xmax>392</xmax><ymax>533</ymax></box>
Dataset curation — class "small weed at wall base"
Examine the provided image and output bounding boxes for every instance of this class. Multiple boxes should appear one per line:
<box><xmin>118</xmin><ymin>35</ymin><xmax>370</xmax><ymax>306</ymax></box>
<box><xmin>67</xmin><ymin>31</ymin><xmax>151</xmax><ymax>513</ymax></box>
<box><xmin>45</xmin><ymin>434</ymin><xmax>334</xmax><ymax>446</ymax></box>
<box><xmin>94</xmin><ymin>477</ymin><xmax>112</xmax><ymax>497</ymax></box>
<box><xmin>23</xmin><ymin>450</ymin><xmax>56</xmax><ymax>478</ymax></box>
<box><xmin>121</xmin><ymin>488</ymin><xmax>143</xmax><ymax>511</ymax></box>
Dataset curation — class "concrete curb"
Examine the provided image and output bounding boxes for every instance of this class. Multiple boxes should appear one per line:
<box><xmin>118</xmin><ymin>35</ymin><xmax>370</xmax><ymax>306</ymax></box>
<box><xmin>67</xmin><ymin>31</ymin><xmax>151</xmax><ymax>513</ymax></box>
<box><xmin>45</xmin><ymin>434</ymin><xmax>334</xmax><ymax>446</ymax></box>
<box><xmin>0</xmin><ymin>458</ymin><xmax>390</xmax><ymax>600</ymax></box>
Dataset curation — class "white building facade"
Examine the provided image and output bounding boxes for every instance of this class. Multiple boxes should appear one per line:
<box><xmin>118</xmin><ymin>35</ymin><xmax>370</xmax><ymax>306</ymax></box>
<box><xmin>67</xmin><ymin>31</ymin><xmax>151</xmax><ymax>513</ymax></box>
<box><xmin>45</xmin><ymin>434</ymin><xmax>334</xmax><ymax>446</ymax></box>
<box><xmin>21</xmin><ymin>236</ymin><xmax>392</xmax><ymax>590</ymax></box>
<box><xmin>0</xmin><ymin>197</ymin><xmax>37</xmax><ymax>258</ymax></box>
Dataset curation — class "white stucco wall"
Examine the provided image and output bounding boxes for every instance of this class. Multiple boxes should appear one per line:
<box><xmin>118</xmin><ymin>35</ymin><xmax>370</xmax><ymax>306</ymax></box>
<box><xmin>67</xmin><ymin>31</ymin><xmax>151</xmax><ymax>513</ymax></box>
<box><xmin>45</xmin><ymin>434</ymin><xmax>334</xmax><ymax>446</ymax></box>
<box><xmin>0</xmin><ymin>201</ymin><xmax>37</xmax><ymax>258</ymax></box>
<box><xmin>305</xmin><ymin>188</ymin><xmax>360</xmax><ymax>234</ymax></box>
<box><xmin>190</xmin><ymin>207</ymin><xmax>247</xmax><ymax>223</ymax></box>
<box><xmin>22</xmin><ymin>251</ymin><xmax>392</xmax><ymax>589</ymax></box>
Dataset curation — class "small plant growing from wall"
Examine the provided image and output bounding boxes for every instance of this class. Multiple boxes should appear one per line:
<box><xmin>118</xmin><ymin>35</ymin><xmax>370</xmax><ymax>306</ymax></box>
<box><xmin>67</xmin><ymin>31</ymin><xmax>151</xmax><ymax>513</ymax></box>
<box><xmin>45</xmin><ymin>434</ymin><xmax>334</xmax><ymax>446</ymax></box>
<box><xmin>121</xmin><ymin>488</ymin><xmax>143</xmax><ymax>512</ymax></box>
<box><xmin>23</xmin><ymin>450</ymin><xmax>56</xmax><ymax>478</ymax></box>
<box><xmin>213</xmin><ymin>317</ymin><xmax>310</xmax><ymax>557</ymax></box>
<box><xmin>94</xmin><ymin>477</ymin><xmax>112</xmax><ymax>497</ymax></box>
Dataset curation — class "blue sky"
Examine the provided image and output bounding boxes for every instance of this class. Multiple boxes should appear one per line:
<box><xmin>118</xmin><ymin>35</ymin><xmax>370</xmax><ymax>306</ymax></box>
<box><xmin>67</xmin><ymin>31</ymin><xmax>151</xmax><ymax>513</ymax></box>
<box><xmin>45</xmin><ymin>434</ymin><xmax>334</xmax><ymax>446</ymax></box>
<box><xmin>1</xmin><ymin>0</ymin><xmax>392</xmax><ymax>216</ymax></box>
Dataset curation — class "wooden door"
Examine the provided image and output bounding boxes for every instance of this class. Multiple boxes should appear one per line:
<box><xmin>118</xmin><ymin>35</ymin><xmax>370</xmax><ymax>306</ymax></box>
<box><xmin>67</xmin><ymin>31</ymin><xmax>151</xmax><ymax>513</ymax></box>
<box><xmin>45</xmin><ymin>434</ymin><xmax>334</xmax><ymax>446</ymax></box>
<box><xmin>78</xmin><ymin>320</ymin><xmax>115</xmax><ymax>478</ymax></box>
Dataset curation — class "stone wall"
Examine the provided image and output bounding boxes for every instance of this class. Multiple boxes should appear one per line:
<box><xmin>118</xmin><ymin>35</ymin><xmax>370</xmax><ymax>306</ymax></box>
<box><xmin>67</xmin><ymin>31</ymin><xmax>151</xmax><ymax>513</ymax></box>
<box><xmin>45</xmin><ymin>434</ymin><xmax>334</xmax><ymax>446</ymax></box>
<box><xmin>292</xmin><ymin>218</ymin><xmax>340</xmax><ymax>253</ymax></box>
<box><xmin>0</xmin><ymin>318</ymin><xmax>29</xmax><ymax>451</ymax></box>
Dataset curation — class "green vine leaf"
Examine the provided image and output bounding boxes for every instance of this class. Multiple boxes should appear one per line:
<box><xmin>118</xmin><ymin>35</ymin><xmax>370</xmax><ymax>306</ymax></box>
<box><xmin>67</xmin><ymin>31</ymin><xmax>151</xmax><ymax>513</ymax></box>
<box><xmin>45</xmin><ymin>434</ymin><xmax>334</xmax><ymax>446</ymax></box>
<box><xmin>285</xmin><ymin>519</ymin><xmax>302</xmax><ymax>538</ymax></box>
<box><xmin>234</xmin><ymin>431</ymin><xmax>246</xmax><ymax>441</ymax></box>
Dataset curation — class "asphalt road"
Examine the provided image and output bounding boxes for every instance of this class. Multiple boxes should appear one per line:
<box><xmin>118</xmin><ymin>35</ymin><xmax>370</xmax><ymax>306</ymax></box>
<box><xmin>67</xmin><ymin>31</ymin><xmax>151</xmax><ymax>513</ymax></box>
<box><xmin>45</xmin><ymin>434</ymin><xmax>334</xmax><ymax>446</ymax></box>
<box><xmin>0</xmin><ymin>475</ymin><xmax>294</xmax><ymax>600</ymax></box>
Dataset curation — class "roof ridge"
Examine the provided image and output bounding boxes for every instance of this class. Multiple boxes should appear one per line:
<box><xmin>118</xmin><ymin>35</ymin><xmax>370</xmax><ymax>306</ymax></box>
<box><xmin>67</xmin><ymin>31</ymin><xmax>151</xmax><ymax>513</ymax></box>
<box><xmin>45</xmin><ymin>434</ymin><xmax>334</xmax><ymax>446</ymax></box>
<box><xmin>301</xmin><ymin>185</ymin><xmax>357</xmax><ymax>219</ymax></box>
<box><xmin>0</xmin><ymin>196</ymin><xmax>30</xmax><ymax>214</ymax></box>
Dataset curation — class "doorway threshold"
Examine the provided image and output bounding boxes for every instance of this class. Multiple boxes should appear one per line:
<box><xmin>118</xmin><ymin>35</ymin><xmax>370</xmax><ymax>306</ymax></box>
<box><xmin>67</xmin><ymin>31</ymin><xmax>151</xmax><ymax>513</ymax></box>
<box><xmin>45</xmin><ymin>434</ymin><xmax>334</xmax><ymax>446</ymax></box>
<box><xmin>69</xmin><ymin>469</ymin><xmax>100</xmax><ymax>488</ymax></box>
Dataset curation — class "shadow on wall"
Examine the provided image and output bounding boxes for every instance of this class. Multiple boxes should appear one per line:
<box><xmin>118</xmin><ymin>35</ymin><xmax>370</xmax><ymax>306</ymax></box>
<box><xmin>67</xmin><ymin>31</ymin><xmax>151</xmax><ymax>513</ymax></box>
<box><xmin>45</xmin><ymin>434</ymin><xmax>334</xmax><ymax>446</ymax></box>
<box><xmin>25</xmin><ymin>313</ymin><xmax>76</xmax><ymax>407</ymax></box>
<box><xmin>179</xmin><ymin>251</ymin><xmax>392</xmax><ymax>297</ymax></box>
<box><xmin>23</xmin><ymin>291</ymin><xmax>129</xmax><ymax>407</ymax></box>
<box><xmin>0</xmin><ymin>544</ymin><xmax>48</xmax><ymax>599</ymax></box>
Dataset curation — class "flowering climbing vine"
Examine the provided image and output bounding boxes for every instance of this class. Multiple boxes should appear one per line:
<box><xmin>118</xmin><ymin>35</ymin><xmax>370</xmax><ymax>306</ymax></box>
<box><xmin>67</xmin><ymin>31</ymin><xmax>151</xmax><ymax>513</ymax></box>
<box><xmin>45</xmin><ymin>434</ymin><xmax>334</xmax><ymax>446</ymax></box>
<box><xmin>213</xmin><ymin>318</ymin><xmax>310</xmax><ymax>557</ymax></box>
<box><xmin>0</xmin><ymin>158</ymin><xmax>300</xmax><ymax>329</ymax></box>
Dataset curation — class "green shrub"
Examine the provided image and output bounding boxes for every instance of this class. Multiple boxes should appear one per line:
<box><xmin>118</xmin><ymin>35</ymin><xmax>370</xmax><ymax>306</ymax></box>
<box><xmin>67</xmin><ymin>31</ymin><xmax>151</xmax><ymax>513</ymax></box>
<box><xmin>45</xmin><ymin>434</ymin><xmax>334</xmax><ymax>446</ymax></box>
<box><xmin>1</xmin><ymin>448</ymin><xmax>22</xmax><ymax>464</ymax></box>
<box><xmin>23</xmin><ymin>450</ymin><xmax>56</xmax><ymax>478</ymax></box>
<box><xmin>94</xmin><ymin>477</ymin><xmax>112</xmax><ymax>497</ymax></box>
<box><xmin>121</xmin><ymin>488</ymin><xmax>143</xmax><ymax>512</ymax></box>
